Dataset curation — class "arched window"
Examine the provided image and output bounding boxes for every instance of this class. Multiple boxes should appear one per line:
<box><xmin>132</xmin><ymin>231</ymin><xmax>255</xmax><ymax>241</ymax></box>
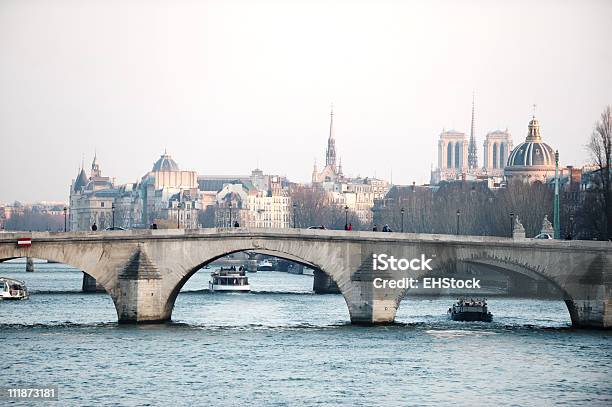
<box><xmin>493</xmin><ymin>142</ymin><xmax>498</xmax><ymax>168</ymax></box>
<box><xmin>447</xmin><ymin>142</ymin><xmax>453</xmax><ymax>168</ymax></box>
<box><xmin>455</xmin><ymin>142</ymin><xmax>461</xmax><ymax>168</ymax></box>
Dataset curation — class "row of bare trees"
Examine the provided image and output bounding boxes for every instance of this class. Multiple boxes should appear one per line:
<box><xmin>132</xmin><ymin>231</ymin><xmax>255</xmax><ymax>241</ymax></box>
<box><xmin>3</xmin><ymin>208</ymin><xmax>65</xmax><ymax>232</ymax></box>
<box><xmin>372</xmin><ymin>180</ymin><xmax>554</xmax><ymax>237</ymax></box>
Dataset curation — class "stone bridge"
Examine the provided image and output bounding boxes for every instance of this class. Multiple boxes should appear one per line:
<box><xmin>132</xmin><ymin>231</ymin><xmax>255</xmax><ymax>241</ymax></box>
<box><xmin>0</xmin><ymin>229</ymin><xmax>610</xmax><ymax>328</ymax></box>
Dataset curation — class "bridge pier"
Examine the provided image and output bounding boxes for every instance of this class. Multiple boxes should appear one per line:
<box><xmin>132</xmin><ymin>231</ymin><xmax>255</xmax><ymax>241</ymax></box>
<box><xmin>313</xmin><ymin>269</ymin><xmax>340</xmax><ymax>294</ymax></box>
<box><xmin>26</xmin><ymin>257</ymin><xmax>34</xmax><ymax>272</ymax></box>
<box><xmin>566</xmin><ymin>298</ymin><xmax>612</xmax><ymax>329</ymax></box>
<box><xmin>116</xmin><ymin>278</ymin><xmax>170</xmax><ymax>323</ymax></box>
<box><xmin>82</xmin><ymin>273</ymin><xmax>106</xmax><ymax>292</ymax></box>
<box><xmin>347</xmin><ymin>299</ymin><xmax>399</xmax><ymax>325</ymax></box>
<box><xmin>115</xmin><ymin>247</ymin><xmax>171</xmax><ymax>324</ymax></box>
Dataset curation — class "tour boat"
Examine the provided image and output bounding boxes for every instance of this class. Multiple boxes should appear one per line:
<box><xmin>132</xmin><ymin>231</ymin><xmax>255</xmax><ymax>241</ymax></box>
<box><xmin>257</xmin><ymin>260</ymin><xmax>274</xmax><ymax>271</ymax></box>
<box><xmin>0</xmin><ymin>277</ymin><xmax>30</xmax><ymax>300</ymax></box>
<box><xmin>448</xmin><ymin>298</ymin><xmax>492</xmax><ymax>322</ymax></box>
<box><xmin>209</xmin><ymin>267</ymin><xmax>251</xmax><ymax>292</ymax></box>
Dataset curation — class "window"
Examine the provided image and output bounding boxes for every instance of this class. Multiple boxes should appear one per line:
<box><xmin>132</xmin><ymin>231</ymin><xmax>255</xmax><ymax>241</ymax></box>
<box><xmin>101</xmin><ymin>202</ymin><xmax>105</xmax><ymax>207</ymax></box>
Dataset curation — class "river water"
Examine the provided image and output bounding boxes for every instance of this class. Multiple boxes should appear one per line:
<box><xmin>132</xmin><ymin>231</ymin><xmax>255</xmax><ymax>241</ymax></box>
<box><xmin>1</xmin><ymin>262</ymin><xmax>611</xmax><ymax>406</ymax></box>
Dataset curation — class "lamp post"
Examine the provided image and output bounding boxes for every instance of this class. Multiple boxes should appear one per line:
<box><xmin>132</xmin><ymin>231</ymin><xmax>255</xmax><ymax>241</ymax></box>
<box><xmin>553</xmin><ymin>150</ymin><xmax>560</xmax><ymax>239</ymax></box>
<box><xmin>401</xmin><ymin>207</ymin><xmax>405</xmax><ymax>233</ymax></box>
<box><xmin>344</xmin><ymin>205</ymin><xmax>349</xmax><ymax>230</ymax></box>
<box><xmin>456</xmin><ymin>209</ymin><xmax>461</xmax><ymax>235</ymax></box>
<box><xmin>63</xmin><ymin>207</ymin><xmax>67</xmax><ymax>232</ymax></box>
<box><xmin>111</xmin><ymin>203</ymin><xmax>116</xmax><ymax>229</ymax></box>
<box><xmin>228</xmin><ymin>202</ymin><xmax>232</xmax><ymax>228</ymax></box>
<box><xmin>510</xmin><ymin>212</ymin><xmax>515</xmax><ymax>238</ymax></box>
<box><xmin>177</xmin><ymin>202</ymin><xmax>181</xmax><ymax>229</ymax></box>
<box><xmin>292</xmin><ymin>202</ymin><xmax>297</xmax><ymax>228</ymax></box>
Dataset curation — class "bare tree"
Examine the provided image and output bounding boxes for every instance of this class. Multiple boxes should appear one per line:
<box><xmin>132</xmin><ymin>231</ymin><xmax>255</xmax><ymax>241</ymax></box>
<box><xmin>4</xmin><ymin>208</ymin><xmax>64</xmax><ymax>231</ymax></box>
<box><xmin>588</xmin><ymin>105</ymin><xmax>612</xmax><ymax>239</ymax></box>
<box><xmin>290</xmin><ymin>185</ymin><xmax>363</xmax><ymax>230</ymax></box>
<box><xmin>198</xmin><ymin>205</ymin><xmax>216</xmax><ymax>228</ymax></box>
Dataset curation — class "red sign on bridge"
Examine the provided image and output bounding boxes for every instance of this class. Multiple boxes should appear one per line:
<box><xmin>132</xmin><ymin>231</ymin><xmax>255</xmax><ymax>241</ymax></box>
<box><xmin>17</xmin><ymin>238</ymin><xmax>32</xmax><ymax>247</ymax></box>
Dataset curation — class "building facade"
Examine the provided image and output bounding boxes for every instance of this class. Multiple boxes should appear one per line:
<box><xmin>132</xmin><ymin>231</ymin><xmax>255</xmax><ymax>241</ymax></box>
<box><xmin>69</xmin><ymin>152</ymin><xmax>200</xmax><ymax>231</ymax></box>
<box><xmin>483</xmin><ymin>130</ymin><xmax>513</xmax><ymax>177</ymax></box>
<box><xmin>431</xmin><ymin>97</ymin><xmax>513</xmax><ymax>185</ymax></box>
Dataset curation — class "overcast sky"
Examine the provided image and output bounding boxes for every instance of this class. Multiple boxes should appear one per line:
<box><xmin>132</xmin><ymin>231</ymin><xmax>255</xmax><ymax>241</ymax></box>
<box><xmin>1</xmin><ymin>0</ymin><xmax>611</xmax><ymax>202</ymax></box>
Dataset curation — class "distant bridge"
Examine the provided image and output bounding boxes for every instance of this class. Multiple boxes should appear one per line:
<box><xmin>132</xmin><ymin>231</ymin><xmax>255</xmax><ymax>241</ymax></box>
<box><xmin>0</xmin><ymin>229</ymin><xmax>610</xmax><ymax>328</ymax></box>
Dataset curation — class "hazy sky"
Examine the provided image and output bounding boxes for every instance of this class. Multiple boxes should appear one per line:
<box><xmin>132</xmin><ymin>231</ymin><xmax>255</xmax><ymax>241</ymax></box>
<box><xmin>1</xmin><ymin>0</ymin><xmax>611</xmax><ymax>202</ymax></box>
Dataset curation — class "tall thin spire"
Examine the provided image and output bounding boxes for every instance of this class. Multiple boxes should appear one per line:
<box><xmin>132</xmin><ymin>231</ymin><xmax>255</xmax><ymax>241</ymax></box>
<box><xmin>325</xmin><ymin>104</ymin><xmax>337</xmax><ymax>170</ymax></box>
<box><xmin>468</xmin><ymin>92</ymin><xmax>478</xmax><ymax>169</ymax></box>
<box><xmin>329</xmin><ymin>103</ymin><xmax>335</xmax><ymax>140</ymax></box>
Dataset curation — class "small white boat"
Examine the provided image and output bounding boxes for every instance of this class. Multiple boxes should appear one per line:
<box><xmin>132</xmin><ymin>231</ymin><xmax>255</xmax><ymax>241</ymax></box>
<box><xmin>257</xmin><ymin>260</ymin><xmax>274</xmax><ymax>271</ymax></box>
<box><xmin>0</xmin><ymin>277</ymin><xmax>29</xmax><ymax>300</ymax></box>
<box><xmin>209</xmin><ymin>267</ymin><xmax>251</xmax><ymax>292</ymax></box>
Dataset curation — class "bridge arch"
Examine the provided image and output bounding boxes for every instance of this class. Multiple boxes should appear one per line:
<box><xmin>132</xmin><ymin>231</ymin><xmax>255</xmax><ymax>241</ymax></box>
<box><xmin>162</xmin><ymin>246</ymin><xmax>351</xmax><ymax>324</ymax></box>
<box><xmin>394</xmin><ymin>255</ymin><xmax>578</xmax><ymax>325</ymax></box>
<box><xmin>0</xmin><ymin>255</ymin><xmax>114</xmax><ymax>295</ymax></box>
<box><xmin>460</xmin><ymin>257</ymin><xmax>579</xmax><ymax>324</ymax></box>
<box><xmin>0</xmin><ymin>256</ymin><xmax>119</xmax><ymax>323</ymax></box>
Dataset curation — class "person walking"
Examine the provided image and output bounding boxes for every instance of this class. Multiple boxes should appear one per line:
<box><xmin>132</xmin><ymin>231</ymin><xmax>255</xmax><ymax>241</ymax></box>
<box><xmin>91</xmin><ymin>222</ymin><xmax>97</xmax><ymax>231</ymax></box>
<box><xmin>348</xmin><ymin>223</ymin><xmax>353</xmax><ymax>231</ymax></box>
<box><xmin>373</xmin><ymin>224</ymin><xmax>378</xmax><ymax>232</ymax></box>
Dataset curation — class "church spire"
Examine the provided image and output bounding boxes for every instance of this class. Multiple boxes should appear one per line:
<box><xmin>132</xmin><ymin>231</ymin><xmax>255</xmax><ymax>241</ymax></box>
<box><xmin>329</xmin><ymin>103</ymin><xmax>335</xmax><ymax>140</ymax></box>
<box><xmin>325</xmin><ymin>104</ymin><xmax>337</xmax><ymax>170</ymax></box>
<box><xmin>91</xmin><ymin>151</ymin><xmax>101</xmax><ymax>178</ymax></box>
<box><xmin>468</xmin><ymin>92</ymin><xmax>478</xmax><ymax>169</ymax></box>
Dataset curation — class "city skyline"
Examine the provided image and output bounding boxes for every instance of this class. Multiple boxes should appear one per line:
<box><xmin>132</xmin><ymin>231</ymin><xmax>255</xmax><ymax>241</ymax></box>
<box><xmin>1</xmin><ymin>0</ymin><xmax>611</xmax><ymax>202</ymax></box>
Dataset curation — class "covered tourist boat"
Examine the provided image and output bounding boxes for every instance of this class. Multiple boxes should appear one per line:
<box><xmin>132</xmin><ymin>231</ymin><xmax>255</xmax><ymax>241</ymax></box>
<box><xmin>0</xmin><ymin>277</ymin><xmax>30</xmax><ymax>300</ymax></box>
<box><xmin>448</xmin><ymin>298</ymin><xmax>492</xmax><ymax>322</ymax></box>
<box><xmin>209</xmin><ymin>267</ymin><xmax>251</xmax><ymax>292</ymax></box>
<box><xmin>257</xmin><ymin>260</ymin><xmax>274</xmax><ymax>271</ymax></box>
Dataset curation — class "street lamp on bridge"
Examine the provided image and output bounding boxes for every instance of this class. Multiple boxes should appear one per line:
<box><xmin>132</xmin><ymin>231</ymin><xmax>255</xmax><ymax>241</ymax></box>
<box><xmin>510</xmin><ymin>212</ymin><xmax>515</xmax><ymax>238</ymax></box>
<box><xmin>177</xmin><ymin>202</ymin><xmax>184</xmax><ymax>229</ymax></box>
<box><xmin>63</xmin><ymin>207</ymin><xmax>67</xmax><ymax>232</ymax></box>
<box><xmin>344</xmin><ymin>205</ymin><xmax>349</xmax><ymax>230</ymax></box>
<box><xmin>228</xmin><ymin>202</ymin><xmax>233</xmax><ymax>228</ymax></box>
<box><xmin>400</xmin><ymin>207</ymin><xmax>405</xmax><ymax>233</ymax></box>
<box><xmin>292</xmin><ymin>202</ymin><xmax>297</xmax><ymax>228</ymax></box>
<box><xmin>456</xmin><ymin>209</ymin><xmax>461</xmax><ymax>235</ymax></box>
<box><xmin>111</xmin><ymin>203</ymin><xmax>116</xmax><ymax>229</ymax></box>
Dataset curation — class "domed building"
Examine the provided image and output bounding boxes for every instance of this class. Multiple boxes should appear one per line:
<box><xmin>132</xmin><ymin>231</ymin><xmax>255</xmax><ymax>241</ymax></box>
<box><xmin>140</xmin><ymin>151</ymin><xmax>199</xmax><ymax>227</ymax></box>
<box><xmin>504</xmin><ymin>114</ymin><xmax>557</xmax><ymax>183</ymax></box>
<box><xmin>152</xmin><ymin>152</ymin><xmax>180</xmax><ymax>172</ymax></box>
